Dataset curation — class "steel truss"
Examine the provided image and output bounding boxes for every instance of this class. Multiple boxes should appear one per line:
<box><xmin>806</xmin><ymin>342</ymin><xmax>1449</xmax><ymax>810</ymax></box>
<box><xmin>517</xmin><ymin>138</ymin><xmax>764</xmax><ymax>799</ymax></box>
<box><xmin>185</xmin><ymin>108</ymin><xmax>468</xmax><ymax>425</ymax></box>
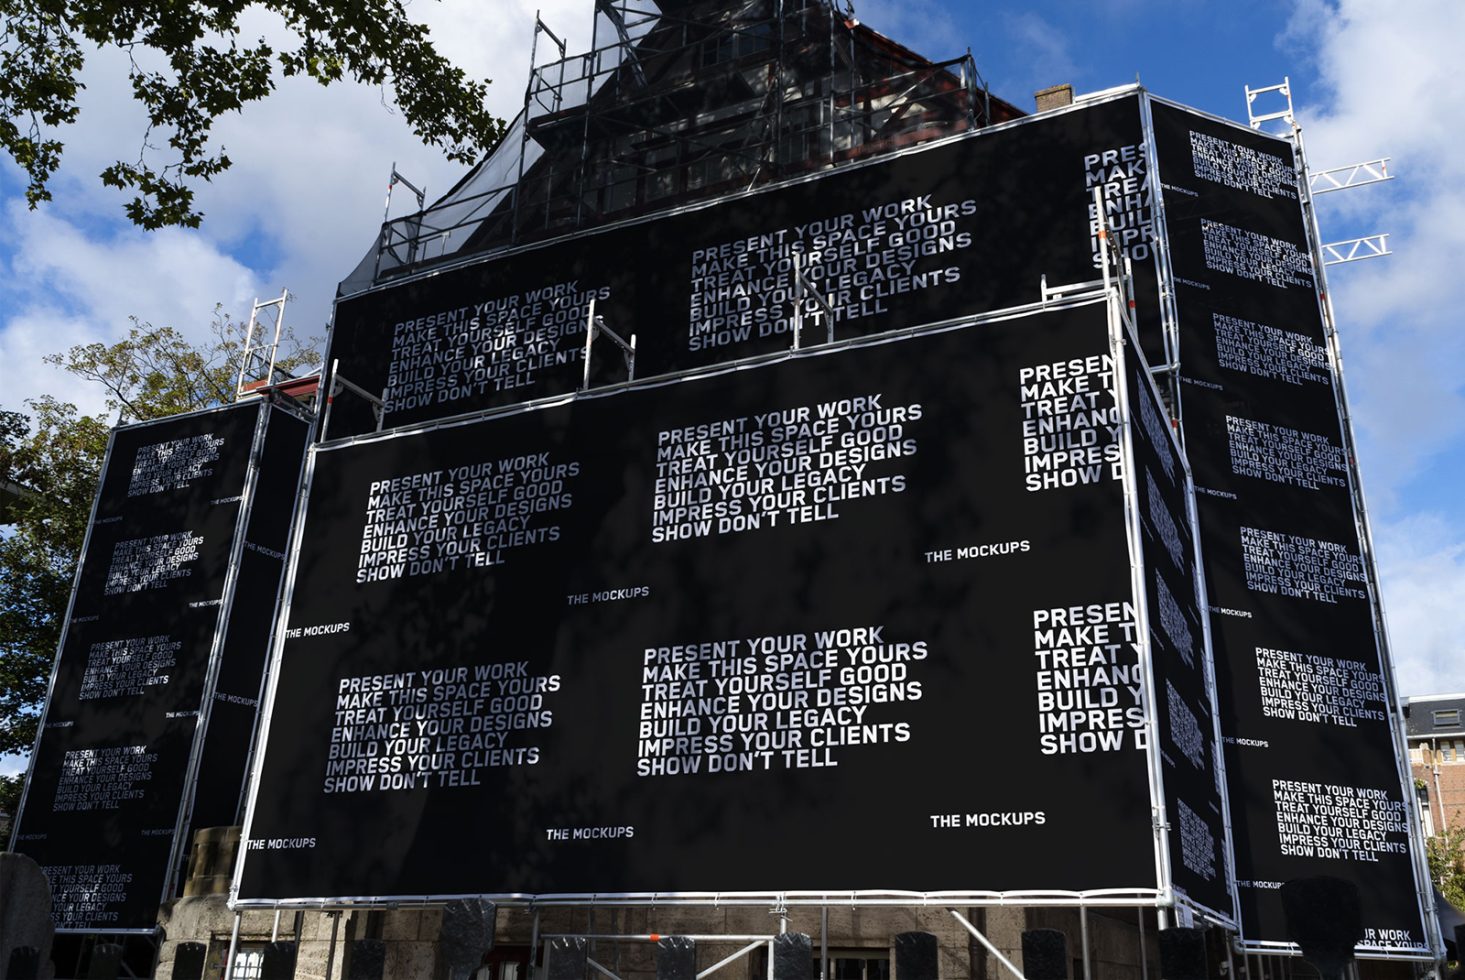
<box><xmin>1310</xmin><ymin>158</ymin><xmax>1392</xmax><ymax>195</ymax></box>
<box><xmin>1321</xmin><ymin>233</ymin><xmax>1392</xmax><ymax>265</ymax></box>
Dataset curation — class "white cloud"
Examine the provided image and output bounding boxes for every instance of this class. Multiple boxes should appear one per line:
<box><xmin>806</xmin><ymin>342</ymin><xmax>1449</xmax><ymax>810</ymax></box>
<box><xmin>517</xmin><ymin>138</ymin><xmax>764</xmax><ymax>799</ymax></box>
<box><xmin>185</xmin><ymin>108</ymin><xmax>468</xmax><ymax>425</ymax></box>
<box><xmin>1375</xmin><ymin>513</ymin><xmax>1465</xmax><ymax>697</ymax></box>
<box><xmin>0</xmin><ymin>310</ymin><xmax>118</xmax><ymax>419</ymax></box>
<box><xmin>8</xmin><ymin>204</ymin><xmax>259</xmax><ymax>324</ymax></box>
<box><xmin>0</xmin><ymin>202</ymin><xmax>262</xmax><ymax>416</ymax></box>
<box><xmin>1283</xmin><ymin>0</ymin><xmax>1465</xmax><ymax>694</ymax></box>
<box><xmin>853</xmin><ymin>0</ymin><xmax>966</xmax><ymax>66</ymax></box>
<box><xmin>1287</xmin><ymin>0</ymin><xmax>1465</xmax><ymax>507</ymax></box>
<box><xmin>187</xmin><ymin>0</ymin><xmax>591</xmax><ymax>332</ymax></box>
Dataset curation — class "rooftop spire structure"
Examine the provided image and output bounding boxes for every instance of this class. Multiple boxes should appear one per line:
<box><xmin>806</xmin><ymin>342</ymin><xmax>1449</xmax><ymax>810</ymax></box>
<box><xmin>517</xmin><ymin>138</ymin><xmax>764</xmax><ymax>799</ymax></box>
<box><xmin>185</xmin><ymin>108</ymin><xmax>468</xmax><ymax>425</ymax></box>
<box><xmin>343</xmin><ymin>0</ymin><xmax>1020</xmax><ymax>294</ymax></box>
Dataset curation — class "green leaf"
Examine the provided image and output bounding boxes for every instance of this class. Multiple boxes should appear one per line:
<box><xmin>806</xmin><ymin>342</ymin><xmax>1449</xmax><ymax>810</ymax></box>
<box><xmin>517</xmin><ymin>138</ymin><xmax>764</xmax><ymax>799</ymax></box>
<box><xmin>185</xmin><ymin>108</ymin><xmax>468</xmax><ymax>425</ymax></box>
<box><xmin>0</xmin><ymin>0</ymin><xmax>505</xmax><ymax>228</ymax></box>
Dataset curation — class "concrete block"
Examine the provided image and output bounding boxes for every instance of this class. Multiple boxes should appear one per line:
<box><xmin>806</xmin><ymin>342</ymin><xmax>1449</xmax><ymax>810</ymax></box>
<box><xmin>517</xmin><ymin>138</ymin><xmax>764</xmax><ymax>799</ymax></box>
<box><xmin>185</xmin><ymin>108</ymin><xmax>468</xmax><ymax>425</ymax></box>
<box><xmin>385</xmin><ymin>940</ymin><xmax>437</xmax><ymax>980</ymax></box>
<box><xmin>294</xmin><ymin>938</ymin><xmax>335</xmax><ymax>980</ymax></box>
<box><xmin>381</xmin><ymin>911</ymin><xmax>423</xmax><ymax>943</ymax></box>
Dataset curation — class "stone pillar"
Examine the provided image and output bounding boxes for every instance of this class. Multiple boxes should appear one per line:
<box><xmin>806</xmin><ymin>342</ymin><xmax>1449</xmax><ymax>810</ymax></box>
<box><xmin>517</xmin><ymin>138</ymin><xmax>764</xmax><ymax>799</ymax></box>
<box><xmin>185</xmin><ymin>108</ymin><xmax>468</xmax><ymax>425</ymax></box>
<box><xmin>979</xmin><ymin>908</ymin><xmax>1027</xmax><ymax>980</ymax></box>
<box><xmin>0</xmin><ymin>852</ymin><xmax>55</xmax><ymax>980</ymax></box>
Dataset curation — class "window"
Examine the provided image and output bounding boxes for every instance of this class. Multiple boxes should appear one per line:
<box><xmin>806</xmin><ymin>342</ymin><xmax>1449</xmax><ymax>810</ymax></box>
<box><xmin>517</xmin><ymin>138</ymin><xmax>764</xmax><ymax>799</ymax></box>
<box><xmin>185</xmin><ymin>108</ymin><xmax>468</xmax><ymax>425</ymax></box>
<box><xmin>701</xmin><ymin>34</ymin><xmax>737</xmax><ymax>68</ymax></box>
<box><xmin>604</xmin><ymin>164</ymin><xmax>639</xmax><ymax>213</ymax></box>
<box><xmin>1411</xmin><ymin>745</ymin><xmax>1424</xmax><ymax>763</ymax></box>
<box><xmin>230</xmin><ymin>947</ymin><xmax>265</xmax><ymax>980</ymax></box>
<box><xmin>477</xmin><ymin>945</ymin><xmax>532</xmax><ymax>980</ymax></box>
<box><xmin>1433</xmin><ymin>709</ymin><xmax>1460</xmax><ymax>728</ymax></box>
<box><xmin>820</xmin><ymin>950</ymin><xmax>890</xmax><ymax>980</ymax></box>
<box><xmin>701</xmin><ymin>25</ymin><xmax>774</xmax><ymax>68</ymax></box>
<box><xmin>643</xmin><ymin>145</ymin><xmax>680</xmax><ymax>202</ymax></box>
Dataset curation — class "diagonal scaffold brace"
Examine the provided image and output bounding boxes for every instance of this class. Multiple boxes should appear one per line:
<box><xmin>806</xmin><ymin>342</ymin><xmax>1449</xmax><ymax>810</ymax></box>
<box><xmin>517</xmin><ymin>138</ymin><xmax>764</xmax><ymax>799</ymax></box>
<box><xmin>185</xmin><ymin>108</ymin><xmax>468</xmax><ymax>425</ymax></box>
<box><xmin>791</xmin><ymin>250</ymin><xmax>838</xmax><ymax>350</ymax></box>
<box><xmin>581</xmin><ymin>297</ymin><xmax>637</xmax><ymax>390</ymax></box>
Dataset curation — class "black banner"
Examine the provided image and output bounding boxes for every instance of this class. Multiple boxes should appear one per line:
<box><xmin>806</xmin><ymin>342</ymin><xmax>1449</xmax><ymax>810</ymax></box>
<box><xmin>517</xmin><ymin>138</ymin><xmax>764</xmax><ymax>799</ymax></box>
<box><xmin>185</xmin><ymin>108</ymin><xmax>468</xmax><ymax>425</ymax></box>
<box><xmin>239</xmin><ymin>301</ymin><xmax>1167</xmax><ymax>901</ymax></box>
<box><xmin>11</xmin><ymin>401</ymin><xmax>306</xmax><ymax>931</ymax></box>
<box><xmin>1126</xmin><ymin>343</ymin><xmax>1231</xmax><ymax>919</ymax></box>
<box><xmin>1151</xmin><ymin>98</ymin><xmax>1426</xmax><ymax>951</ymax></box>
<box><xmin>325</xmin><ymin>96</ymin><xmax>1162</xmax><ymax>437</ymax></box>
<box><xmin>189</xmin><ymin>408</ymin><xmax>310</xmax><ymax>834</ymax></box>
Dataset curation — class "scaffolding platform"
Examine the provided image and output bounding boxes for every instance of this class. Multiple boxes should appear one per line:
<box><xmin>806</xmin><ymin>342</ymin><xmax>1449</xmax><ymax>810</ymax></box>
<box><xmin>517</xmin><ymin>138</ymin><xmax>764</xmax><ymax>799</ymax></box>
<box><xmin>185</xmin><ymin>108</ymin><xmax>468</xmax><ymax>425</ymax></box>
<box><xmin>340</xmin><ymin>0</ymin><xmax>1020</xmax><ymax>295</ymax></box>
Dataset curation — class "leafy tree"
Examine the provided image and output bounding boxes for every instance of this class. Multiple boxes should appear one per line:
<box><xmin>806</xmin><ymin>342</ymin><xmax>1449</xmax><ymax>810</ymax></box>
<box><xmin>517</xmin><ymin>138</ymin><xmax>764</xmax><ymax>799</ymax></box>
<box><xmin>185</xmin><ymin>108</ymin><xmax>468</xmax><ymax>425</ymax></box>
<box><xmin>0</xmin><ymin>0</ymin><xmax>507</xmax><ymax>228</ymax></box>
<box><xmin>0</xmin><ymin>399</ymin><xmax>109</xmax><ymax>817</ymax></box>
<box><xmin>1428</xmin><ymin>823</ymin><xmax>1465</xmax><ymax>914</ymax></box>
<box><xmin>46</xmin><ymin>306</ymin><xmax>319</xmax><ymax>421</ymax></box>
<box><xmin>0</xmin><ymin>311</ymin><xmax>318</xmax><ymax>815</ymax></box>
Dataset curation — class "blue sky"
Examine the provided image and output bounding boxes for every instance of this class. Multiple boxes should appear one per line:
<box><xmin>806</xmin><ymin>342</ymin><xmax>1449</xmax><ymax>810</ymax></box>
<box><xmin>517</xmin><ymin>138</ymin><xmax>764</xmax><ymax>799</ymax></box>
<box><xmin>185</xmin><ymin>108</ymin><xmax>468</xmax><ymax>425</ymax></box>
<box><xmin>0</xmin><ymin>0</ymin><xmax>1461</xmax><ymax>775</ymax></box>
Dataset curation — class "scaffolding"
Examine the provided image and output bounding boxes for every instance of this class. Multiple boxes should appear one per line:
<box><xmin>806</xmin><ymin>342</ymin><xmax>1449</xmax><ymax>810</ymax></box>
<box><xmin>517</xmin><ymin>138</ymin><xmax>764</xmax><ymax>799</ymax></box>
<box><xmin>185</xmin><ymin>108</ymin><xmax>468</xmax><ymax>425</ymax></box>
<box><xmin>235</xmin><ymin>290</ymin><xmax>292</xmax><ymax>398</ymax></box>
<box><xmin>342</xmin><ymin>0</ymin><xmax>1019</xmax><ymax>294</ymax></box>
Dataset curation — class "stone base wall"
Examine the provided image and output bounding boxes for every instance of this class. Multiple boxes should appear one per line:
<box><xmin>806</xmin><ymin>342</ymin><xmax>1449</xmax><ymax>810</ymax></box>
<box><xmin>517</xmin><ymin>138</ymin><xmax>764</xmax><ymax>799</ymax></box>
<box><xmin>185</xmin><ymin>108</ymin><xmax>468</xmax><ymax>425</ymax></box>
<box><xmin>148</xmin><ymin>900</ymin><xmax>1200</xmax><ymax>980</ymax></box>
<box><xmin>151</xmin><ymin>899</ymin><xmax>1432</xmax><ymax>980</ymax></box>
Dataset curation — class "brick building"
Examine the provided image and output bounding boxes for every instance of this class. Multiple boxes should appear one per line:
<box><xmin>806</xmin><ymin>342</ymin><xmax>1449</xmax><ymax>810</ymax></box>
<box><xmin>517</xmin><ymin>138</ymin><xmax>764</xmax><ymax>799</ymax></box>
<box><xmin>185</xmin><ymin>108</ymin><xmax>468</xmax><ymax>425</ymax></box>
<box><xmin>1404</xmin><ymin>694</ymin><xmax>1465</xmax><ymax>835</ymax></box>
